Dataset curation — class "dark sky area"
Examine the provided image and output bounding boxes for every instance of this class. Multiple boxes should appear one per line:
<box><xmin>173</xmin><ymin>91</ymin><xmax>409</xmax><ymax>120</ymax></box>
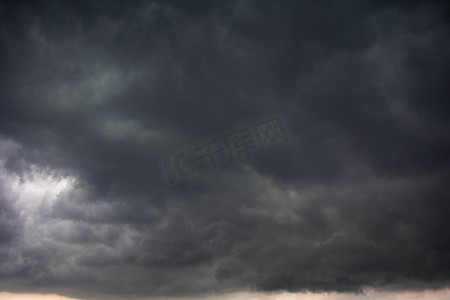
<box><xmin>0</xmin><ymin>0</ymin><xmax>449</xmax><ymax>299</ymax></box>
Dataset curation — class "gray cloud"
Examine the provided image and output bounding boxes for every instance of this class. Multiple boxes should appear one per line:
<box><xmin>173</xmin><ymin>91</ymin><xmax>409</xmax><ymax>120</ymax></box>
<box><xmin>0</xmin><ymin>0</ymin><xmax>449</xmax><ymax>299</ymax></box>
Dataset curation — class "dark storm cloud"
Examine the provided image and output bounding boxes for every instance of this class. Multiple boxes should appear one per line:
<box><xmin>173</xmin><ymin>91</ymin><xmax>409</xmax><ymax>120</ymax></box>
<box><xmin>0</xmin><ymin>0</ymin><xmax>449</xmax><ymax>299</ymax></box>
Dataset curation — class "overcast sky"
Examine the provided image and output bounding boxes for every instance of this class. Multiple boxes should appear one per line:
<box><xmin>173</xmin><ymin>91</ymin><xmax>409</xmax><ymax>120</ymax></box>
<box><xmin>0</xmin><ymin>0</ymin><xmax>449</xmax><ymax>299</ymax></box>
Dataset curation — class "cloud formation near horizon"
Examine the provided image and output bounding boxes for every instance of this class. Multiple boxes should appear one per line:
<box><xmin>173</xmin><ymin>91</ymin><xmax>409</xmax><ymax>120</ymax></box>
<box><xmin>0</xmin><ymin>0</ymin><xmax>449</xmax><ymax>299</ymax></box>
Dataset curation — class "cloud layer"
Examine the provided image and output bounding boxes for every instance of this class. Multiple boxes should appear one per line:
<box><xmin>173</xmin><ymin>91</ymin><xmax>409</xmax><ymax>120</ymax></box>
<box><xmin>1</xmin><ymin>0</ymin><xmax>449</xmax><ymax>299</ymax></box>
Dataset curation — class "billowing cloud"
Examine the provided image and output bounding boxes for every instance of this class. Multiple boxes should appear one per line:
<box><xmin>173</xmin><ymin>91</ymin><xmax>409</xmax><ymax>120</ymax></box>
<box><xmin>0</xmin><ymin>0</ymin><xmax>449</xmax><ymax>299</ymax></box>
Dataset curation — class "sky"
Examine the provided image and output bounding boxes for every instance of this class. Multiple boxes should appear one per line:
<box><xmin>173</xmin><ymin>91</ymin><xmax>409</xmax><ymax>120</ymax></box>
<box><xmin>0</xmin><ymin>0</ymin><xmax>449</xmax><ymax>299</ymax></box>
